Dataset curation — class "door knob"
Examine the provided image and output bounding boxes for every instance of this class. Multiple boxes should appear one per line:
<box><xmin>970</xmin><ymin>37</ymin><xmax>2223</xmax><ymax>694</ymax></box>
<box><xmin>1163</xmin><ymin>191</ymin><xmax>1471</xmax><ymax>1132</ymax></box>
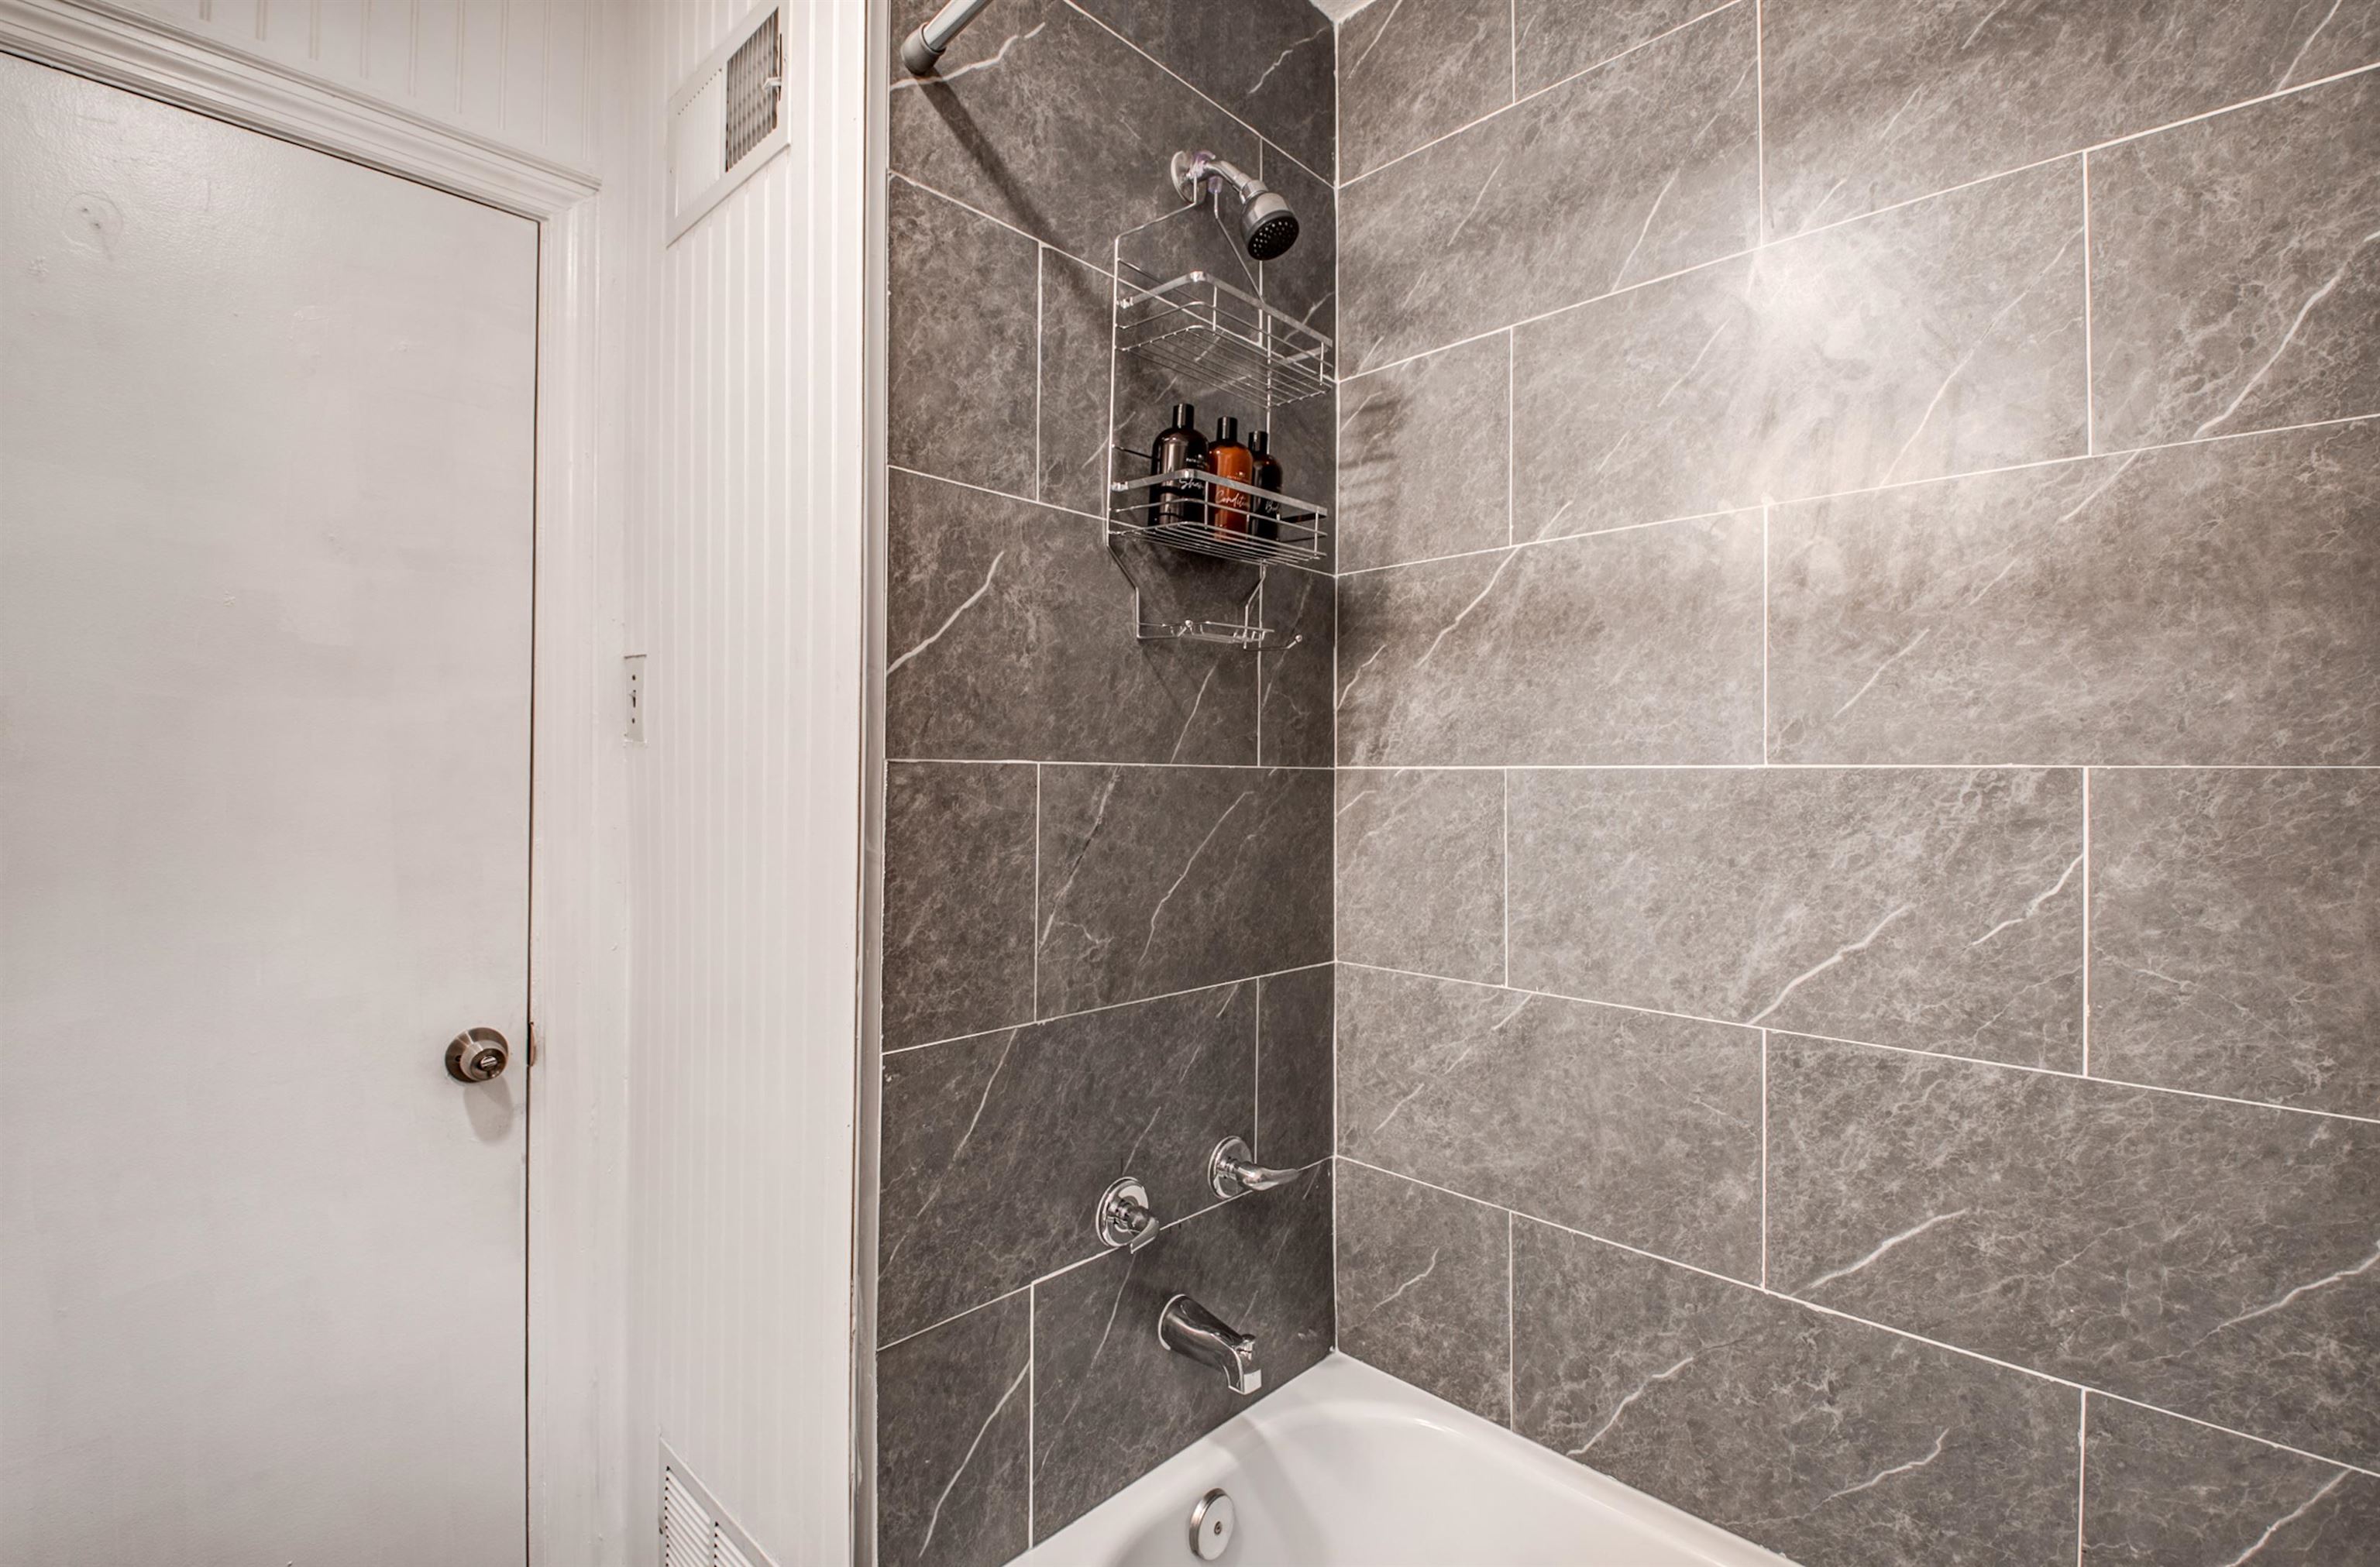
<box><xmin>445</xmin><ymin>1026</ymin><xmax>510</xmax><ymax>1083</ymax></box>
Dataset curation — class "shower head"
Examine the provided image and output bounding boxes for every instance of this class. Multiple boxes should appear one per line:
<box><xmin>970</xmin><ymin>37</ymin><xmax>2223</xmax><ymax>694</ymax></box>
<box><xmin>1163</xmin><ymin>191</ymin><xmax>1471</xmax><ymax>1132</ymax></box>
<box><xmin>1171</xmin><ymin>150</ymin><xmax>1301</xmax><ymax>261</ymax></box>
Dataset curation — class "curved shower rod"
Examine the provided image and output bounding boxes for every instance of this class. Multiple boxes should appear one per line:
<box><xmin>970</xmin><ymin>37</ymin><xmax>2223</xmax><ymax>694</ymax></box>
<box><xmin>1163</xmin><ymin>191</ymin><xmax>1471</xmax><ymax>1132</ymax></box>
<box><xmin>900</xmin><ymin>0</ymin><xmax>996</xmax><ymax>76</ymax></box>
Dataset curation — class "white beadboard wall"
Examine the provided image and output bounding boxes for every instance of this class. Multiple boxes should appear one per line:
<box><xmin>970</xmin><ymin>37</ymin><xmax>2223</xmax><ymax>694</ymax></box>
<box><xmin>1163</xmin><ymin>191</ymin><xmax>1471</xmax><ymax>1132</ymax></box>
<box><xmin>601</xmin><ymin>1</ymin><xmax>868</xmax><ymax>1561</ymax></box>
<box><xmin>122</xmin><ymin>0</ymin><xmax>600</xmax><ymax>165</ymax></box>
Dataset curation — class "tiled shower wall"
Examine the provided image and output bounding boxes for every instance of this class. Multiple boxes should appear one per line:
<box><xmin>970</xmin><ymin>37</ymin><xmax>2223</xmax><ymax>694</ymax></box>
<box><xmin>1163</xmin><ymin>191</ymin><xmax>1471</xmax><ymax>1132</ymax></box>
<box><xmin>1329</xmin><ymin>2</ymin><xmax>2379</xmax><ymax>1565</ymax></box>
<box><xmin>872</xmin><ymin>4</ymin><xmax>1340</xmax><ymax>1564</ymax></box>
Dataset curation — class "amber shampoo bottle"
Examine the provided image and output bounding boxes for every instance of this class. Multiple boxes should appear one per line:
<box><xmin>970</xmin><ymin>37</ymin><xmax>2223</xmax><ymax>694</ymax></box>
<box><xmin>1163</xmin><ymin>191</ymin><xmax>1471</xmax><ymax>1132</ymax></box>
<box><xmin>1150</xmin><ymin>403</ymin><xmax>1207</xmax><ymax>531</ymax></box>
<box><xmin>1248</xmin><ymin>428</ymin><xmax>1284</xmax><ymax>541</ymax></box>
<box><xmin>1205</xmin><ymin>414</ymin><xmax>1254</xmax><ymax>534</ymax></box>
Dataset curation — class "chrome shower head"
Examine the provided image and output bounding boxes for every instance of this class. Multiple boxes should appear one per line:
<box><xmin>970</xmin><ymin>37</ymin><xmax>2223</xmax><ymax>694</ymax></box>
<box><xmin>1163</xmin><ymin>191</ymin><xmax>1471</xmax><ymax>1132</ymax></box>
<box><xmin>1171</xmin><ymin>150</ymin><xmax>1302</xmax><ymax>261</ymax></box>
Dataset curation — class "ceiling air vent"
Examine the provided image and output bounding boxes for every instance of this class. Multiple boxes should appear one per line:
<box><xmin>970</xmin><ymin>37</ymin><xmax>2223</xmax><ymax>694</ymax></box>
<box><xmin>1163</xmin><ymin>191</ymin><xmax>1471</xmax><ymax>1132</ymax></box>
<box><xmin>666</xmin><ymin>1</ymin><xmax>790</xmax><ymax>243</ymax></box>
<box><xmin>659</xmin><ymin>1444</ymin><xmax>777</xmax><ymax>1567</ymax></box>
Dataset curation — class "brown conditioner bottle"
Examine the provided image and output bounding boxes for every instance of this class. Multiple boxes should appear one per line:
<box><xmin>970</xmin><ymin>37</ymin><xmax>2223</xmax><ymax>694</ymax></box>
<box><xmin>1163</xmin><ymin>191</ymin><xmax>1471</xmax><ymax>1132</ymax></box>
<box><xmin>1205</xmin><ymin>414</ymin><xmax>1254</xmax><ymax>534</ymax></box>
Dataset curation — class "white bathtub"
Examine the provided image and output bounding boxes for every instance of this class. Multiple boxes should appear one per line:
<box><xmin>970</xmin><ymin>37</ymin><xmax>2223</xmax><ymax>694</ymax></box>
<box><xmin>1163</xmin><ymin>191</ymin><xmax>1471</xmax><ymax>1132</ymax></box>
<box><xmin>1015</xmin><ymin>1354</ymin><xmax>1794</xmax><ymax>1567</ymax></box>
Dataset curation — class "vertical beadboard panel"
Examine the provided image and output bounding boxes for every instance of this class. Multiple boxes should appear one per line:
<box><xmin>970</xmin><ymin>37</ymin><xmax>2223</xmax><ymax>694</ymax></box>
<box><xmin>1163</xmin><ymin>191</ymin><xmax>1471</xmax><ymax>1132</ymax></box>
<box><xmin>601</xmin><ymin>1</ymin><xmax>866</xmax><ymax>1562</ymax></box>
<box><xmin>117</xmin><ymin>0</ymin><xmax>599</xmax><ymax>167</ymax></box>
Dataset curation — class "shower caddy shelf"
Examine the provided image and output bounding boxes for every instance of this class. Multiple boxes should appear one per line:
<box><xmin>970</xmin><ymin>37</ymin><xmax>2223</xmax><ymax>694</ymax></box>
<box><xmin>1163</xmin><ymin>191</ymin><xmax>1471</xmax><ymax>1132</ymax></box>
<box><xmin>1109</xmin><ymin>466</ymin><xmax>1329</xmax><ymax>569</ymax></box>
<box><xmin>1112</xmin><ymin>265</ymin><xmax>1334</xmax><ymax>408</ymax></box>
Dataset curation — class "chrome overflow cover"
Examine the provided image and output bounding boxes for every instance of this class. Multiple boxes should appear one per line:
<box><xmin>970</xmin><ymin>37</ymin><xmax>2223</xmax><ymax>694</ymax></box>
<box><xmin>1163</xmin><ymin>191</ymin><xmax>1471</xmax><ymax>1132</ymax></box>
<box><xmin>1188</xmin><ymin>1487</ymin><xmax>1235</xmax><ymax>1561</ymax></box>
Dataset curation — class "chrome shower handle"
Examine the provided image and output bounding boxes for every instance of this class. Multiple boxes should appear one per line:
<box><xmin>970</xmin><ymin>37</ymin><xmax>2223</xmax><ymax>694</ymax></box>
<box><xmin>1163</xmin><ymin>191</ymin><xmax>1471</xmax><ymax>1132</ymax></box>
<box><xmin>1096</xmin><ymin>1176</ymin><xmax>1161</xmax><ymax>1252</ymax></box>
<box><xmin>1207</xmin><ymin>1136</ymin><xmax>1295</xmax><ymax>1199</ymax></box>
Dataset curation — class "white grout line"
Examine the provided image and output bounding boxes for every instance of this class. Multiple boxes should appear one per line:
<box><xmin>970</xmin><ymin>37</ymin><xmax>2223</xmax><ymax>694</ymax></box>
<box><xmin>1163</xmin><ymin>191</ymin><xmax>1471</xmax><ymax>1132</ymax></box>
<box><xmin>1506</xmin><ymin>1208</ymin><xmax>1518</xmax><ymax>1427</ymax></box>
<box><xmin>886</xmin><ymin>961</ymin><xmax>1338</xmax><ymax>1057</ymax></box>
<box><xmin>1329</xmin><ymin>411</ymin><xmax>2379</xmax><ymax>579</ymax></box>
<box><xmin>2079</xmin><ymin>768</ymin><xmax>2093</xmax><ymax>1077</ymax></box>
<box><xmin>1033</xmin><ymin>244</ymin><xmax>1046</xmax><ymax>500</ymax></box>
<box><xmin>1759</xmin><ymin>500</ymin><xmax>1771</xmax><ymax>761</ymax></box>
<box><xmin>2074</xmin><ymin>1390</ymin><xmax>2089</xmax><ymax>1567</ymax></box>
<box><xmin>1504</xmin><ymin>328</ymin><xmax>1517</xmax><ymax>546</ymax></box>
<box><xmin>1501</xmin><ymin>769</ymin><xmax>1512</xmax><ymax>985</ymax></box>
<box><xmin>1330</xmin><ymin>761</ymin><xmax>2380</xmax><ymax>772</ymax></box>
<box><xmin>1759</xmin><ymin>1029</ymin><xmax>1770</xmax><ymax>1289</ymax></box>
<box><xmin>1333</xmin><ymin>958</ymin><xmax>2380</xmax><ymax>1127</ymax></box>
<box><xmin>1027</xmin><ymin>1287</ymin><xmax>1037</xmax><ymax>1538</ymax></box>
<box><xmin>1752</xmin><ymin>0</ymin><xmax>1766</xmax><ymax>245</ymax></box>
<box><xmin>1339</xmin><ymin>1156</ymin><xmax>2380</xmax><ymax>1482</ymax></box>
<box><xmin>1031</xmin><ymin>763</ymin><xmax>1043</xmax><ymax>1018</ymax></box>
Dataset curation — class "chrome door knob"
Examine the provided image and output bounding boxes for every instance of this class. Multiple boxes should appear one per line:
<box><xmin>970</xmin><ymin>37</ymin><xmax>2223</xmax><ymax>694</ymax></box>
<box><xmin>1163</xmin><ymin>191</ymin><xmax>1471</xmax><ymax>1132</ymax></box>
<box><xmin>444</xmin><ymin>1026</ymin><xmax>510</xmax><ymax>1083</ymax></box>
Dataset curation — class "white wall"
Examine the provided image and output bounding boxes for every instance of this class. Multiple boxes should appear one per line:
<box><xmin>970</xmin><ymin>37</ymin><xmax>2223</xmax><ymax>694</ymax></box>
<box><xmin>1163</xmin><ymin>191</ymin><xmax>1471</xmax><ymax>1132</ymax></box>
<box><xmin>600</xmin><ymin>2</ymin><xmax>868</xmax><ymax>1562</ymax></box>
<box><xmin>121</xmin><ymin>0</ymin><xmax>600</xmax><ymax>167</ymax></box>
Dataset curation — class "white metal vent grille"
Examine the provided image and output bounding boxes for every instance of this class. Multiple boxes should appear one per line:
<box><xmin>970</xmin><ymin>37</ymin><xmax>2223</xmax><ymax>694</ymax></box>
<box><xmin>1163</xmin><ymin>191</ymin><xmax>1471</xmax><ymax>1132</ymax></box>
<box><xmin>659</xmin><ymin>1447</ymin><xmax>777</xmax><ymax>1567</ymax></box>
<box><xmin>665</xmin><ymin>1</ymin><xmax>791</xmax><ymax>242</ymax></box>
<box><xmin>724</xmin><ymin>12</ymin><xmax>780</xmax><ymax>170</ymax></box>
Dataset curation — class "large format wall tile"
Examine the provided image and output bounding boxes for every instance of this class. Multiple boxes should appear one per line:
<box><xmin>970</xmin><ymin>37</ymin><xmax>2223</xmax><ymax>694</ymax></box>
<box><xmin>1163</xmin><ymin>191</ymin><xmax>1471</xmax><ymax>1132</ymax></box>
<box><xmin>1513</xmin><ymin>1221</ymin><xmax>2080</xmax><ymax>1567</ymax></box>
<box><xmin>1035</xmin><ymin>248</ymin><xmax>1116</xmax><ymax>517</ymax></box>
<box><xmin>1340</xmin><ymin>3</ymin><xmax>1756</xmax><ymax>373</ymax></box>
<box><xmin>878</xmin><ymin>984</ymin><xmax>1255</xmax><ymax>1341</ymax></box>
<box><xmin>2091</xmin><ymin>768</ymin><xmax>2380</xmax><ymax>1119</ymax></box>
<box><xmin>1337</xmin><ymin>964</ymin><xmax>1762</xmax><ymax>1280</ymax></box>
<box><xmin>1260</xmin><ymin>146</ymin><xmax>1337</xmax><ymax>344</ymax></box>
<box><xmin>1071</xmin><ymin>0</ymin><xmax>1335</xmax><ymax>177</ymax></box>
<box><xmin>1034</xmin><ymin>1166</ymin><xmax>1333</xmax><ymax>1538</ymax></box>
<box><xmin>1257</xmin><ymin>565</ymin><xmax>1333</xmax><ymax>769</ymax></box>
<box><xmin>1336</xmin><ymin>514</ymin><xmax>1763</xmax><ymax>766</ymax></box>
<box><xmin>1036</xmin><ymin>765</ymin><xmax>1332</xmax><ymax>1014</ymax></box>
<box><xmin>1336</xmin><ymin>1160</ymin><xmax>1512</xmax><ymax>1423</ymax></box>
<box><xmin>1257</xmin><ymin>964</ymin><xmax>1333</xmax><ymax>1168</ymax></box>
<box><xmin>1767</xmin><ymin>1036</ymin><xmax>2380</xmax><ymax>1465</ymax></box>
<box><xmin>2082</xmin><ymin>1397</ymin><xmax>2380</xmax><ymax>1567</ymax></box>
<box><xmin>1760</xmin><ymin>0</ymin><xmax>2380</xmax><ymax>239</ymax></box>
<box><xmin>1766</xmin><ymin>420</ymin><xmax>2380</xmax><ymax>765</ymax></box>
<box><xmin>878</xmin><ymin>1292</ymin><xmax>1032</xmax><ymax>1567</ymax></box>
<box><xmin>2090</xmin><ymin>70</ymin><xmax>2380</xmax><ymax>451</ymax></box>
<box><xmin>1339</xmin><ymin>0</ymin><xmax>1513</xmax><ymax>181</ymax></box>
<box><xmin>883</xmin><ymin>761</ymin><xmax>1037</xmax><ymax>1050</ymax></box>
<box><xmin>886</xmin><ymin>469</ymin><xmax>1258</xmax><ymax>765</ymax></box>
<box><xmin>1336</xmin><ymin>768</ymin><xmax>1505</xmax><ymax>984</ymax></box>
<box><xmin>1511</xmin><ymin>160</ymin><xmax>2086</xmax><ymax>539</ymax></box>
<box><xmin>1513</xmin><ymin>0</ymin><xmax>1722</xmax><ymax>98</ymax></box>
<box><xmin>1339</xmin><ymin>332</ymin><xmax>1511</xmax><ymax>572</ymax></box>
<box><xmin>889</xmin><ymin>178</ymin><xmax>1041</xmax><ymax>498</ymax></box>
<box><xmin>889</xmin><ymin>0</ymin><xmax>1261</xmax><ymax>265</ymax></box>
<box><xmin>1507</xmin><ymin>768</ymin><xmax>2084</xmax><ymax>1070</ymax></box>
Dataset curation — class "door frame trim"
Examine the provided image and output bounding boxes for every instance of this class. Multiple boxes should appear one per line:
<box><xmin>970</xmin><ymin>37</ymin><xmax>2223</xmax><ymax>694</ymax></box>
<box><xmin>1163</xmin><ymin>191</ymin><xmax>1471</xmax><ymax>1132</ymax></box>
<box><xmin>0</xmin><ymin>4</ymin><xmax>630</xmax><ymax>1562</ymax></box>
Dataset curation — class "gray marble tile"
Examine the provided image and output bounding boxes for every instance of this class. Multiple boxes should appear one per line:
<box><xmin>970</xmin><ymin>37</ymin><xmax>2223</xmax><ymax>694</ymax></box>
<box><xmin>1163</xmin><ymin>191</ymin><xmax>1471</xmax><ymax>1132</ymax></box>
<box><xmin>1335</xmin><ymin>514</ymin><xmax>1764</xmax><ymax>766</ymax></box>
<box><xmin>1513</xmin><ymin>1219</ymin><xmax>2080</xmax><ymax>1567</ymax></box>
<box><xmin>889</xmin><ymin>0</ymin><xmax>1262</xmax><ymax>263</ymax></box>
<box><xmin>1340</xmin><ymin>332</ymin><xmax>1511</xmax><ymax>572</ymax></box>
<box><xmin>1068</xmin><ymin>0</ymin><xmax>1336</xmax><ymax>178</ymax></box>
<box><xmin>2092</xmin><ymin>769</ymin><xmax>2380</xmax><ymax>1119</ymax></box>
<box><xmin>878</xmin><ymin>1291</ymin><xmax>1032</xmax><ymax>1567</ymax></box>
<box><xmin>1035</xmin><ymin>765</ymin><xmax>1332</xmax><ymax>1015</ymax></box>
<box><xmin>884</xmin><ymin>761</ymin><xmax>1038</xmax><ymax>1050</ymax></box>
<box><xmin>1036</xmin><ymin>247</ymin><xmax>1115</xmax><ymax>517</ymax></box>
<box><xmin>1760</xmin><ymin>0</ymin><xmax>2380</xmax><ymax>239</ymax></box>
<box><xmin>1336</xmin><ymin>1159</ymin><xmax>1512</xmax><ymax>1424</ymax></box>
<box><xmin>1257</xmin><ymin>565</ymin><xmax>1333</xmax><ymax>769</ymax></box>
<box><xmin>1340</xmin><ymin>2</ymin><xmax>1757</xmax><ymax>373</ymax></box>
<box><xmin>1337</xmin><ymin>964</ymin><xmax>1763</xmax><ymax>1280</ymax></box>
<box><xmin>1256</xmin><ymin>387</ymin><xmax>1337</xmax><ymax>575</ymax></box>
<box><xmin>1339</xmin><ymin>0</ymin><xmax>1513</xmax><ymax>182</ymax></box>
<box><xmin>1508</xmin><ymin>767</ymin><xmax>2085</xmax><ymax>1070</ymax></box>
<box><xmin>1258</xmin><ymin>146</ymin><xmax>1337</xmax><ymax>346</ymax></box>
<box><xmin>1766</xmin><ymin>420</ymin><xmax>2380</xmax><ymax>766</ymax></box>
<box><xmin>1513</xmin><ymin>0</ymin><xmax>1721</xmax><ymax>98</ymax></box>
<box><xmin>1335</xmin><ymin>768</ymin><xmax>1505</xmax><ymax>985</ymax></box>
<box><xmin>1034</xmin><ymin>1164</ymin><xmax>1333</xmax><ymax>1538</ymax></box>
<box><xmin>1511</xmin><ymin>160</ymin><xmax>2087</xmax><ymax>540</ymax></box>
<box><xmin>878</xmin><ymin>983</ymin><xmax>1256</xmax><ymax>1342</ymax></box>
<box><xmin>2090</xmin><ymin>70</ymin><xmax>2380</xmax><ymax>452</ymax></box>
<box><xmin>2082</xmin><ymin>1397</ymin><xmax>2380</xmax><ymax>1567</ymax></box>
<box><xmin>889</xmin><ymin>177</ymin><xmax>1041</xmax><ymax>498</ymax></box>
<box><xmin>886</xmin><ymin>469</ymin><xmax>1259</xmax><ymax>765</ymax></box>
<box><xmin>1767</xmin><ymin>1035</ymin><xmax>2380</xmax><ymax>1466</ymax></box>
<box><xmin>1257</xmin><ymin>964</ymin><xmax>1333</xmax><ymax>1169</ymax></box>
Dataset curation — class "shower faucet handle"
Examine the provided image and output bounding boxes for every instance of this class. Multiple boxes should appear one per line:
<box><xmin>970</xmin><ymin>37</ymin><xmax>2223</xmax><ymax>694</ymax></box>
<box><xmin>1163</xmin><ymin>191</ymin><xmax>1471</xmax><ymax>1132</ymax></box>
<box><xmin>1096</xmin><ymin>1176</ymin><xmax>1161</xmax><ymax>1252</ymax></box>
<box><xmin>1207</xmin><ymin>1136</ymin><xmax>1295</xmax><ymax>1199</ymax></box>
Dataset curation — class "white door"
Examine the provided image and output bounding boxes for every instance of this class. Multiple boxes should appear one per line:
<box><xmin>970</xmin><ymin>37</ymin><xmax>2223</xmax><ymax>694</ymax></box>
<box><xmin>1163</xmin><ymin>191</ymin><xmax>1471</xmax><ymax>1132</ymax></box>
<box><xmin>0</xmin><ymin>54</ymin><xmax>536</xmax><ymax>1565</ymax></box>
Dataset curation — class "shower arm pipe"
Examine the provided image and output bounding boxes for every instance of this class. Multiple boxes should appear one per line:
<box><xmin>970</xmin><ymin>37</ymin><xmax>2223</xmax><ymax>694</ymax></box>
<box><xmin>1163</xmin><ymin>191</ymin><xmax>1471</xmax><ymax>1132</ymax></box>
<box><xmin>900</xmin><ymin>0</ymin><xmax>996</xmax><ymax>76</ymax></box>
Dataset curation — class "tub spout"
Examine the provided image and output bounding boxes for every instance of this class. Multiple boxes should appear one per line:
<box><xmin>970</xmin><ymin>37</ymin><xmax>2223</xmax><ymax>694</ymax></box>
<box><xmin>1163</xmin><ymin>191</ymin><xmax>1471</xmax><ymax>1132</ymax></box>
<box><xmin>1158</xmin><ymin>1294</ymin><xmax>1262</xmax><ymax>1395</ymax></box>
